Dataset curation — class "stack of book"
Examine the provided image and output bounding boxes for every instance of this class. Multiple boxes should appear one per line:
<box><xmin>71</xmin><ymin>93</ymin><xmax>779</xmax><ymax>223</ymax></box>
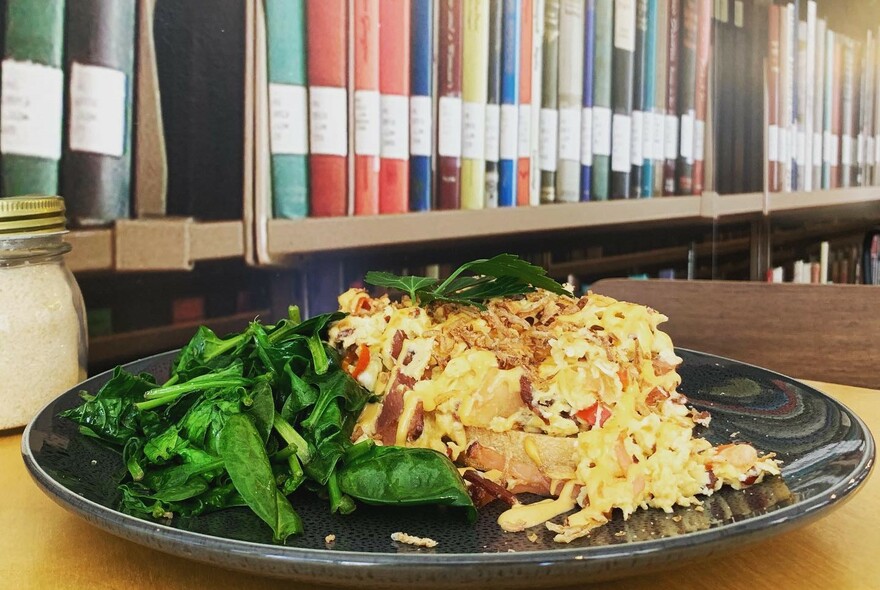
<box><xmin>0</xmin><ymin>0</ymin><xmax>248</xmax><ymax>226</ymax></box>
<box><xmin>764</xmin><ymin>1</ymin><xmax>880</xmax><ymax>194</ymax></box>
<box><xmin>265</xmin><ymin>0</ymin><xmax>731</xmax><ymax>219</ymax></box>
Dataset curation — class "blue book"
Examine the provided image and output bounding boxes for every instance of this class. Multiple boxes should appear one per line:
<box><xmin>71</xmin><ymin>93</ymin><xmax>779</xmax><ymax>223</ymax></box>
<box><xmin>640</xmin><ymin>0</ymin><xmax>657</xmax><ymax>197</ymax></box>
<box><xmin>581</xmin><ymin>0</ymin><xmax>596</xmax><ymax>201</ymax></box>
<box><xmin>498</xmin><ymin>0</ymin><xmax>520</xmax><ymax>207</ymax></box>
<box><xmin>409</xmin><ymin>0</ymin><xmax>433</xmax><ymax>211</ymax></box>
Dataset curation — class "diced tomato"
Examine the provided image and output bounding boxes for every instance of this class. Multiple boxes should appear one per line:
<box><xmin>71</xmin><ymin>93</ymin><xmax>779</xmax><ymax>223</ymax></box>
<box><xmin>349</xmin><ymin>344</ymin><xmax>371</xmax><ymax>378</ymax></box>
<box><xmin>354</xmin><ymin>296</ymin><xmax>371</xmax><ymax>313</ymax></box>
<box><xmin>576</xmin><ymin>402</ymin><xmax>612</xmax><ymax>427</ymax></box>
<box><xmin>618</xmin><ymin>369</ymin><xmax>629</xmax><ymax>388</ymax></box>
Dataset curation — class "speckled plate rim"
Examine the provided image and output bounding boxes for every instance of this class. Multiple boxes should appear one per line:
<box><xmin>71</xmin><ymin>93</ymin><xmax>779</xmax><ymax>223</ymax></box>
<box><xmin>20</xmin><ymin>348</ymin><xmax>876</xmax><ymax>579</ymax></box>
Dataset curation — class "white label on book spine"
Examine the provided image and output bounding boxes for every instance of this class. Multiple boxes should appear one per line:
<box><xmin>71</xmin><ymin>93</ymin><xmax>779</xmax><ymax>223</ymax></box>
<box><xmin>67</xmin><ymin>62</ymin><xmax>127</xmax><ymax>157</ymax></box>
<box><xmin>354</xmin><ymin>89</ymin><xmax>381</xmax><ymax>156</ymax></box>
<box><xmin>438</xmin><ymin>96</ymin><xmax>463</xmax><ymax>158</ymax></box>
<box><xmin>651</xmin><ymin>111</ymin><xmax>664</xmax><ymax>162</ymax></box>
<box><xmin>484</xmin><ymin>103</ymin><xmax>501</xmax><ymax>162</ymax></box>
<box><xmin>580</xmin><ymin>107</ymin><xmax>593</xmax><ymax>165</ymax></box>
<box><xmin>517</xmin><ymin>104</ymin><xmax>531</xmax><ymax>158</ymax></box>
<box><xmin>841</xmin><ymin>134</ymin><xmax>853</xmax><ymax>166</ymax></box>
<box><xmin>269</xmin><ymin>83</ymin><xmax>309</xmax><ymax>155</ymax></box>
<box><xmin>593</xmin><ymin>106</ymin><xmax>612</xmax><ymax>157</ymax></box>
<box><xmin>462</xmin><ymin>101</ymin><xmax>486</xmax><ymax>160</ymax></box>
<box><xmin>611</xmin><ymin>113</ymin><xmax>632</xmax><ymax>173</ymax></box>
<box><xmin>768</xmin><ymin>125</ymin><xmax>779</xmax><ymax>163</ymax></box>
<box><xmin>822</xmin><ymin>131</ymin><xmax>833</xmax><ymax>164</ymax></box>
<box><xmin>539</xmin><ymin>108</ymin><xmax>559</xmax><ymax>171</ymax></box>
<box><xmin>796</xmin><ymin>130</ymin><xmax>806</xmax><ymax>166</ymax></box>
<box><xmin>500</xmin><ymin>103</ymin><xmax>518</xmax><ymax>160</ymax></box>
<box><xmin>558</xmin><ymin>107</ymin><xmax>581</xmax><ymax>161</ymax></box>
<box><xmin>679</xmin><ymin>112</ymin><xmax>694</xmax><ymax>162</ymax></box>
<box><xmin>642</xmin><ymin>112</ymin><xmax>655</xmax><ymax>161</ymax></box>
<box><xmin>826</xmin><ymin>133</ymin><xmax>839</xmax><ymax>165</ymax></box>
<box><xmin>664</xmin><ymin>114</ymin><xmax>679</xmax><ymax>160</ymax></box>
<box><xmin>381</xmin><ymin>94</ymin><xmax>409</xmax><ymax>160</ymax></box>
<box><xmin>630</xmin><ymin>110</ymin><xmax>644</xmax><ymax>165</ymax></box>
<box><xmin>857</xmin><ymin>133</ymin><xmax>866</xmax><ymax>165</ymax></box>
<box><xmin>409</xmin><ymin>95</ymin><xmax>432</xmax><ymax>157</ymax></box>
<box><xmin>309</xmin><ymin>86</ymin><xmax>348</xmax><ymax>156</ymax></box>
<box><xmin>734</xmin><ymin>0</ymin><xmax>744</xmax><ymax>27</ymax></box>
<box><xmin>876</xmin><ymin>134</ymin><xmax>880</xmax><ymax>165</ymax></box>
<box><xmin>1</xmin><ymin>61</ymin><xmax>63</xmax><ymax>160</ymax></box>
<box><xmin>613</xmin><ymin>0</ymin><xmax>636</xmax><ymax>52</ymax></box>
<box><xmin>694</xmin><ymin>119</ymin><xmax>705</xmax><ymax>162</ymax></box>
<box><xmin>812</xmin><ymin>131</ymin><xmax>822</xmax><ymax>165</ymax></box>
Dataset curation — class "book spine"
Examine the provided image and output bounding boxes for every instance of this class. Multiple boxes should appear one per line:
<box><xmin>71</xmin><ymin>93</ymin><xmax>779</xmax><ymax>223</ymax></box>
<box><xmin>841</xmin><ymin>37</ymin><xmax>855</xmax><ymax>188</ymax></box>
<box><xmin>804</xmin><ymin>0</ymin><xmax>815</xmax><ymax>191</ymax></box>
<box><xmin>307</xmin><ymin>0</ymin><xmax>349</xmax><ymax>217</ymax></box>
<box><xmin>691</xmin><ymin>0</ymin><xmax>710</xmax><ymax>196</ymax></box>
<box><xmin>676</xmin><ymin>0</ymin><xmax>697</xmax><ymax>195</ymax></box>
<box><xmin>498</xmin><ymin>0</ymin><xmax>520</xmax><ymax>207</ymax></box>
<box><xmin>778</xmin><ymin>2</ymin><xmax>791</xmax><ymax>192</ymax></box>
<box><xmin>62</xmin><ymin>0</ymin><xmax>135</xmax><ymax>225</ymax></box>
<box><xmin>652</xmin><ymin>0</ymin><xmax>668</xmax><ymax>197</ymax></box>
<box><xmin>379</xmin><ymin>0</ymin><xmax>411</xmax><ymax>214</ymax></box>
<box><xmin>813</xmin><ymin>16</ymin><xmax>825</xmax><ymax>191</ymax></box>
<box><xmin>528</xmin><ymin>0</ymin><xmax>544</xmax><ymax>205</ymax></box>
<box><xmin>266</xmin><ymin>0</ymin><xmax>309</xmax><ymax>219</ymax></box>
<box><xmin>556</xmin><ymin>0</ymin><xmax>583</xmax><ymax>203</ymax></box>
<box><xmin>611</xmin><ymin>0</ymin><xmax>636</xmax><ymax>199</ymax></box>
<box><xmin>591</xmin><ymin>0</ymin><xmax>613</xmax><ymax>200</ymax></box>
<box><xmin>629</xmin><ymin>0</ymin><xmax>647</xmax><ymax>198</ymax></box>
<box><xmin>830</xmin><ymin>34</ymin><xmax>842</xmax><ymax>189</ymax></box>
<box><xmin>353</xmin><ymin>0</ymin><xmax>381</xmax><ymax>216</ymax></box>
<box><xmin>461</xmin><ymin>0</ymin><xmax>489</xmax><ymax>209</ymax></box>
<box><xmin>484</xmin><ymin>0</ymin><xmax>502</xmax><ymax>207</ymax></box>
<box><xmin>865</xmin><ymin>30</ymin><xmax>875</xmax><ymax>186</ymax></box>
<box><xmin>640</xmin><ymin>0</ymin><xmax>657</xmax><ymax>197</ymax></box>
<box><xmin>1</xmin><ymin>0</ymin><xmax>65</xmax><ymax>198</ymax></box>
<box><xmin>821</xmin><ymin>26</ymin><xmax>833</xmax><ymax>189</ymax></box>
<box><xmin>795</xmin><ymin>20</ymin><xmax>806</xmax><ymax>191</ymax></box>
<box><xmin>875</xmin><ymin>26</ymin><xmax>880</xmax><ymax>187</ymax></box>
<box><xmin>517</xmin><ymin>0</ymin><xmax>533</xmax><ymax>205</ymax></box>
<box><xmin>410</xmin><ymin>0</ymin><xmax>433</xmax><ymax>211</ymax></box>
<box><xmin>580</xmin><ymin>0</ymin><xmax>596</xmax><ymax>201</ymax></box>
<box><xmin>538</xmin><ymin>0</ymin><xmax>559</xmax><ymax>203</ymax></box>
<box><xmin>662</xmin><ymin>0</ymin><xmax>679</xmax><ymax>195</ymax></box>
<box><xmin>786</xmin><ymin>2</ymin><xmax>797</xmax><ymax>191</ymax></box>
<box><xmin>436</xmin><ymin>0</ymin><xmax>463</xmax><ymax>209</ymax></box>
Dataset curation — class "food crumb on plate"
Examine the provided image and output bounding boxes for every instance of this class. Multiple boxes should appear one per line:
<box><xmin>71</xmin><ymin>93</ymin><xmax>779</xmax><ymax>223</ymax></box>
<box><xmin>527</xmin><ymin>532</ymin><xmax>538</xmax><ymax>543</ymax></box>
<box><xmin>391</xmin><ymin>532</ymin><xmax>438</xmax><ymax>548</ymax></box>
<box><xmin>730</xmin><ymin>431</ymin><xmax>740</xmax><ymax>438</ymax></box>
<box><xmin>614</xmin><ymin>531</ymin><xmax>626</xmax><ymax>538</ymax></box>
<box><xmin>324</xmin><ymin>534</ymin><xmax>336</xmax><ymax>544</ymax></box>
<box><xmin>694</xmin><ymin>504</ymin><xmax>705</xmax><ymax>512</ymax></box>
<box><xmin>90</xmin><ymin>459</ymin><xmax>97</xmax><ymax>465</ymax></box>
<box><xmin>672</xmin><ymin>515</ymin><xmax>683</xmax><ymax>523</ymax></box>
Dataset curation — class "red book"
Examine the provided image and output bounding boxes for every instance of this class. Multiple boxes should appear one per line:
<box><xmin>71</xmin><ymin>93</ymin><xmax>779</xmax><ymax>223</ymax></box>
<box><xmin>436</xmin><ymin>0</ymin><xmax>463</xmax><ymax>210</ymax></box>
<box><xmin>691</xmin><ymin>0</ymin><xmax>711</xmax><ymax>196</ymax></box>
<box><xmin>353</xmin><ymin>0</ymin><xmax>380</xmax><ymax>215</ymax></box>
<box><xmin>767</xmin><ymin>5</ymin><xmax>780</xmax><ymax>193</ymax></box>
<box><xmin>517</xmin><ymin>0</ymin><xmax>534</xmax><ymax>206</ymax></box>
<box><xmin>378</xmin><ymin>0</ymin><xmax>411</xmax><ymax>214</ymax></box>
<box><xmin>307</xmin><ymin>0</ymin><xmax>349</xmax><ymax>217</ymax></box>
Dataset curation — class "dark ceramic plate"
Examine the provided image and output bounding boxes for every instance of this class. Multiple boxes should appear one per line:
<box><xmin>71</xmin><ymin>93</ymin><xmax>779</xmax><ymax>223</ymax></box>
<box><xmin>23</xmin><ymin>349</ymin><xmax>874</xmax><ymax>588</ymax></box>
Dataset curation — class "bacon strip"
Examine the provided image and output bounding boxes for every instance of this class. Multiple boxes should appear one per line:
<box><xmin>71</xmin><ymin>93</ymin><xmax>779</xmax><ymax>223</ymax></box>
<box><xmin>462</xmin><ymin>469</ymin><xmax>519</xmax><ymax>507</ymax></box>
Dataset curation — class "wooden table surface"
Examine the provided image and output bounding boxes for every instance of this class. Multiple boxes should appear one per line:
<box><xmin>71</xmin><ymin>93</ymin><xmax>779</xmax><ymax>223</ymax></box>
<box><xmin>2</xmin><ymin>380</ymin><xmax>877</xmax><ymax>590</ymax></box>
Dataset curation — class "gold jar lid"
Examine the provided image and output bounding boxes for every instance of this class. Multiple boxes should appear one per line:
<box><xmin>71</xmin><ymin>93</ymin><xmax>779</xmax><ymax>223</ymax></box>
<box><xmin>0</xmin><ymin>196</ymin><xmax>67</xmax><ymax>235</ymax></box>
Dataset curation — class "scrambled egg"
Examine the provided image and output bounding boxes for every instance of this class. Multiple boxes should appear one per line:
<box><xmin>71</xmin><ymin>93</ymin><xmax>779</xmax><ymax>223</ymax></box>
<box><xmin>328</xmin><ymin>287</ymin><xmax>781</xmax><ymax>542</ymax></box>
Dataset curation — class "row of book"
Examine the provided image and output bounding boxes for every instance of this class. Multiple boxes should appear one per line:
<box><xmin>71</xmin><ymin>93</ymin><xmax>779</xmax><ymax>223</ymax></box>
<box><xmin>267</xmin><ymin>0</ymin><xmax>727</xmax><ymax>218</ymax></box>
<box><xmin>765</xmin><ymin>1</ymin><xmax>880</xmax><ymax>194</ymax></box>
<box><xmin>765</xmin><ymin>241</ymin><xmax>863</xmax><ymax>285</ymax></box>
<box><xmin>0</xmin><ymin>0</ymin><xmax>247</xmax><ymax>226</ymax></box>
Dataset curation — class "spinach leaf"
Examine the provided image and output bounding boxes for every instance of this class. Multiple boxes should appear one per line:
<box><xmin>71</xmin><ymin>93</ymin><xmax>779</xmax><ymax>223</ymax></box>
<box><xmin>337</xmin><ymin>445</ymin><xmax>476</xmax><ymax>522</ymax></box>
<box><xmin>218</xmin><ymin>414</ymin><xmax>302</xmax><ymax>543</ymax></box>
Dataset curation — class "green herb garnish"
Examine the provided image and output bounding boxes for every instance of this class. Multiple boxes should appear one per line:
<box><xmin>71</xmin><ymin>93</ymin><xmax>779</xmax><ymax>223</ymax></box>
<box><xmin>364</xmin><ymin>253</ymin><xmax>569</xmax><ymax>308</ymax></box>
<box><xmin>61</xmin><ymin>305</ymin><xmax>474</xmax><ymax>544</ymax></box>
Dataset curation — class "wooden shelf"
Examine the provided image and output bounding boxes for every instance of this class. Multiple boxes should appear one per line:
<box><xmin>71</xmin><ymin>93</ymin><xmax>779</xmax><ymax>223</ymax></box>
<box><xmin>767</xmin><ymin>187</ymin><xmax>880</xmax><ymax>212</ymax></box>
<box><xmin>267</xmin><ymin>197</ymin><xmax>705</xmax><ymax>257</ymax></box>
<box><xmin>89</xmin><ymin>309</ymin><xmax>270</xmax><ymax>367</ymax></box>
<box><xmin>65</xmin><ymin>220</ymin><xmax>246</xmax><ymax>273</ymax></box>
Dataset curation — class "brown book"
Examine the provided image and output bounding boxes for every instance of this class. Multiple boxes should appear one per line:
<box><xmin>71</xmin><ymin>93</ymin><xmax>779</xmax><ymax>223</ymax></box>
<box><xmin>662</xmin><ymin>0</ymin><xmax>679</xmax><ymax>195</ymax></box>
<box><xmin>675</xmin><ymin>0</ymin><xmax>697</xmax><ymax>195</ymax></box>
<box><xmin>436</xmin><ymin>0</ymin><xmax>463</xmax><ymax>210</ymax></box>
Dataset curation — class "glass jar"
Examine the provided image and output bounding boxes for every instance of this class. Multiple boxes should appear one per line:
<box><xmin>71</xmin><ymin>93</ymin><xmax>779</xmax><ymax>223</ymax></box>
<box><xmin>0</xmin><ymin>196</ymin><xmax>87</xmax><ymax>429</ymax></box>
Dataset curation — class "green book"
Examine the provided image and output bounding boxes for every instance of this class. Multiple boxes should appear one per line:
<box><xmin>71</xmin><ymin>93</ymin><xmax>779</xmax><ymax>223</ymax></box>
<box><xmin>1</xmin><ymin>0</ymin><xmax>65</xmax><ymax>198</ymax></box>
<box><xmin>590</xmin><ymin>0</ymin><xmax>613</xmax><ymax>201</ymax></box>
<box><xmin>265</xmin><ymin>0</ymin><xmax>309</xmax><ymax>218</ymax></box>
